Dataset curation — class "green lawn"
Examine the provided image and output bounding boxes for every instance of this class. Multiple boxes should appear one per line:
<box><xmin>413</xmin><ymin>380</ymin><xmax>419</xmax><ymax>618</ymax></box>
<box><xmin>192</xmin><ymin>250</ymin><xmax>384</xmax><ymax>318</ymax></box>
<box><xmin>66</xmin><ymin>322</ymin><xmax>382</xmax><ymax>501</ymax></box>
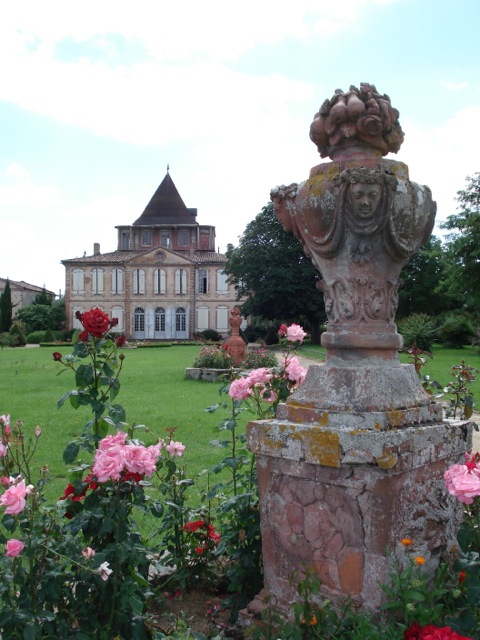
<box><xmin>0</xmin><ymin>345</ymin><xmax>244</xmax><ymax>503</ymax></box>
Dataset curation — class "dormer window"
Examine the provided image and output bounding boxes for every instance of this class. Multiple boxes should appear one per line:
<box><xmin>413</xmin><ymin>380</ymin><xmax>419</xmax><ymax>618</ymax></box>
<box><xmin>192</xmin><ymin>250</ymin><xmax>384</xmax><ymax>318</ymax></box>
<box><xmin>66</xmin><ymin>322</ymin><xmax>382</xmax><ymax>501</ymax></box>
<box><xmin>178</xmin><ymin>229</ymin><xmax>189</xmax><ymax>246</ymax></box>
<box><xmin>160</xmin><ymin>231</ymin><xmax>170</xmax><ymax>247</ymax></box>
<box><xmin>142</xmin><ymin>230</ymin><xmax>152</xmax><ymax>246</ymax></box>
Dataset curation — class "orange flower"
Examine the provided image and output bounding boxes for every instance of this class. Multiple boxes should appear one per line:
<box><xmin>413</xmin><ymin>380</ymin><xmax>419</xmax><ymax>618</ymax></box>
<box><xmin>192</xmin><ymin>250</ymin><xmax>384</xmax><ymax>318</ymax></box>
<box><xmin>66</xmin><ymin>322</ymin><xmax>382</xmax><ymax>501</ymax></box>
<box><xmin>414</xmin><ymin>556</ymin><xmax>426</xmax><ymax>565</ymax></box>
<box><xmin>401</xmin><ymin>538</ymin><xmax>413</xmax><ymax>546</ymax></box>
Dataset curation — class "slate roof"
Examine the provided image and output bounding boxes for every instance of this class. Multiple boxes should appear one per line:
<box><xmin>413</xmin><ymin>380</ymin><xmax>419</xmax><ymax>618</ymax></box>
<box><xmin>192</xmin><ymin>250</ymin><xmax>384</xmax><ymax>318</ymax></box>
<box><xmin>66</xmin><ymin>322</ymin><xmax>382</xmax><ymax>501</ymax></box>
<box><xmin>132</xmin><ymin>172</ymin><xmax>197</xmax><ymax>226</ymax></box>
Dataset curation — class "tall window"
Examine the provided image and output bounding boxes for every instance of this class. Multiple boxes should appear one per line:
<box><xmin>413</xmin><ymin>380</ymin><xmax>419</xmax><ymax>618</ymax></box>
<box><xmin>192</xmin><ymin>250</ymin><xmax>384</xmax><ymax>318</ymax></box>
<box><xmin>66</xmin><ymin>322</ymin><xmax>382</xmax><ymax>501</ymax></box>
<box><xmin>91</xmin><ymin>268</ymin><xmax>104</xmax><ymax>295</ymax></box>
<box><xmin>72</xmin><ymin>306</ymin><xmax>85</xmax><ymax>328</ymax></box>
<box><xmin>216</xmin><ymin>269</ymin><xmax>229</xmax><ymax>293</ymax></box>
<box><xmin>175</xmin><ymin>268</ymin><xmax>187</xmax><ymax>294</ymax></box>
<box><xmin>141</xmin><ymin>230</ymin><xmax>152</xmax><ymax>246</ymax></box>
<box><xmin>133</xmin><ymin>269</ymin><xmax>145</xmax><ymax>294</ymax></box>
<box><xmin>216</xmin><ymin>306</ymin><xmax>229</xmax><ymax>331</ymax></box>
<box><xmin>155</xmin><ymin>307</ymin><xmax>166</xmax><ymax>332</ymax></box>
<box><xmin>72</xmin><ymin>269</ymin><xmax>85</xmax><ymax>295</ymax></box>
<box><xmin>160</xmin><ymin>231</ymin><xmax>170</xmax><ymax>247</ymax></box>
<box><xmin>121</xmin><ymin>232</ymin><xmax>130</xmax><ymax>250</ymax></box>
<box><xmin>111</xmin><ymin>269</ymin><xmax>124</xmax><ymax>295</ymax></box>
<box><xmin>197</xmin><ymin>269</ymin><xmax>208</xmax><ymax>294</ymax></box>
<box><xmin>197</xmin><ymin>307</ymin><xmax>209</xmax><ymax>331</ymax></box>
<box><xmin>176</xmin><ymin>307</ymin><xmax>186</xmax><ymax>332</ymax></box>
<box><xmin>178</xmin><ymin>229</ymin><xmax>189</xmax><ymax>246</ymax></box>
<box><xmin>154</xmin><ymin>268</ymin><xmax>166</xmax><ymax>295</ymax></box>
<box><xmin>134</xmin><ymin>307</ymin><xmax>145</xmax><ymax>332</ymax></box>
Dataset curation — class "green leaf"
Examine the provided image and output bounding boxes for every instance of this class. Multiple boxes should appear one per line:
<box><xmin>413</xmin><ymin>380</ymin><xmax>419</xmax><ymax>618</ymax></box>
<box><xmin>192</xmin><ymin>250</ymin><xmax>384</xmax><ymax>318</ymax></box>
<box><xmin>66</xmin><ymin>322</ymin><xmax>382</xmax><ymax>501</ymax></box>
<box><xmin>150</xmin><ymin>502</ymin><xmax>164</xmax><ymax>518</ymax></box>
<box><xmin>75</xmin><ymin>364</ymin><xmax>95</xmax><ymax>387</ymax></box>
<box><xmin>69</xmin><ymin>392</ymin><xmax>81</xmax><ymax>409</ymax></box>
<box><xmin>63</xmin><ymin>442</ymin><xmax>80</xmax><ymax>464</ymax></box>
<box><xmin>109</xmin><ymin>403</ymin><xmax>126</xmax><ymax>424</ymax></box>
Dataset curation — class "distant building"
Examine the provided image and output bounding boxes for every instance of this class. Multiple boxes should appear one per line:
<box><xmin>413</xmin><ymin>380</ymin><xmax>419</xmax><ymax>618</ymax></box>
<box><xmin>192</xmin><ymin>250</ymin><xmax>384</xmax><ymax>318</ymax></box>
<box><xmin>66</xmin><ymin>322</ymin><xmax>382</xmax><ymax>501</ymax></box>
<box><xmin>0</xmin><ymin>278</ymin><xmax>55</xmax><ymax>317</ymax></box>
<box><xmin>62</xmin><ymin>171</ymin><xmax>243</xmax><ymax>339</ymax></box>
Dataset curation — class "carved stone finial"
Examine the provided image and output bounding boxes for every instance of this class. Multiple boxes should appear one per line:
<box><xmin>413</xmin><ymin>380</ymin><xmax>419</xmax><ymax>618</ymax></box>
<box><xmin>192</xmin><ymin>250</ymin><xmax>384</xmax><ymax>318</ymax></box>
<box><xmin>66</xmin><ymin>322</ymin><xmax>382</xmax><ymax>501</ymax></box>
<box><xmin>309</xmin><ymin>82</ymin><xmax>404</xmax><ymax>160</ymax></box>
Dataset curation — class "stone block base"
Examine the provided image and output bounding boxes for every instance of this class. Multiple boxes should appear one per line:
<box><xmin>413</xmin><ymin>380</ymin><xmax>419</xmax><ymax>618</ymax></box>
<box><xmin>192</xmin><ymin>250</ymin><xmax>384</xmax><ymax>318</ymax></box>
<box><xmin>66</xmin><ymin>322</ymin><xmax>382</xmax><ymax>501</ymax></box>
<box><xmin>244</xmin><ymin>418</ymin><xmax>471</xmax><ymax>617</ymax></box>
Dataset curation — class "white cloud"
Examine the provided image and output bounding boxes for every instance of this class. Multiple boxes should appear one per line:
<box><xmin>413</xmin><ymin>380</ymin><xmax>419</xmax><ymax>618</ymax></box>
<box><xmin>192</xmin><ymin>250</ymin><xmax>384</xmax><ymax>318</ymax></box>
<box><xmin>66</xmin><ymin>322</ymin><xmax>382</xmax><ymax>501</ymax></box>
<box><xmin>0</xmin><ymin>182</ymin><xmax>61</xmax><ymax>206</ymax></box>
<box><xmin>441</xmin><ymin>81</ymin><xmax>468</xmax><ymax>91</ymax></box>
<box><xmin>4</xmin><ymin>162</ymin><xmax>30</xmax><ymax>177</ymax></box>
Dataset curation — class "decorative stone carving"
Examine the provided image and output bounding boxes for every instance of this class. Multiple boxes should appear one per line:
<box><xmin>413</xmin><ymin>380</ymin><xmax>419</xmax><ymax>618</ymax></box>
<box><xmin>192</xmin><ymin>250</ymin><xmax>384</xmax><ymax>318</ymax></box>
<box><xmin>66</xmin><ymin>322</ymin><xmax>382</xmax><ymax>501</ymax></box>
<box><xmin>223</xmin><ymin>307</ymin><xmax>246</xmax><ymax>366</ymax></box>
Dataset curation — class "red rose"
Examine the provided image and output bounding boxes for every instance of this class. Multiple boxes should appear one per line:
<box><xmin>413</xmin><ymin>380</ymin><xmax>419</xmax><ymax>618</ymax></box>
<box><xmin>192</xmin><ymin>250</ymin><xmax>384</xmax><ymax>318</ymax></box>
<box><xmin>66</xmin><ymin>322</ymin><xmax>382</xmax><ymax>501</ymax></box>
<box><xmin>81</xmin><ymin>308</ymin><xmax>112</xmax><ymax>338</ymax></box>
<box><xmin>115</xmin><ymin>335</ymin><xmax>127</xmax><ymax>348</ymax></box>
<box><xmin>52</xmin><ymin>352</ymin><xmax>62</xmax><ymax>362</ymax></box>
<box><xmin>183</xmin><ymin>520</ymin><xmax>205</xmax><ymax>533</ymax></box>
<box><xmin>78</xmin><ymin>331</ymin><xmax>89</xmax><ymax>343</ymax></box>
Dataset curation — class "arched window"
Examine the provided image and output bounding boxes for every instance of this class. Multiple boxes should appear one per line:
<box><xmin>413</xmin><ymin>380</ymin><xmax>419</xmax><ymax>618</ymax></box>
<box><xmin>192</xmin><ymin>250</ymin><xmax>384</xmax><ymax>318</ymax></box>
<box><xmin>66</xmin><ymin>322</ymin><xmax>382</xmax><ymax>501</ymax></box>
<box><xmin>111</xmin><ymin>269</ymin><xmax>124</xmax><ymax>295</ymax></box>
<box><xmin>176</xmin><ymin>307</ymin><xmax>186</xmax><ymax>333</ymax></box>
<box><xmin>154</xmin><ymin>269</ymin><xmax>166</xmax><ymax>295</ymax></box>
<box><xmin>72</xmin><ymin>269</ymin><xmax>85</xmax><ymax>295</ymax></box>
<box><xmin>216</xmin><ymin>269</ymin><xmax>228</xmax><ymax>293</ymax></box>
<box><xmin>134</xmin><ymin>307</ymin><xmax>145</xmax><ymax>333</ymax></box>
<box><xmin>175</xmin><ymin>269</ymin><xmax>187</xmax><ymax>294</ymax></box>
<box><xmin>155</xmin><ymin>307</ymin><xmax>166</xmax><ymax>333</ymax></box>
<box><xmin>91</xmin><ymin>268</ymin><xmax>104</xmax><ymax>295</ymax></box>
<box><xmin>133</xmin><ymin>269</ymin><xmax>145</xmax><ymax>294</ymax></box>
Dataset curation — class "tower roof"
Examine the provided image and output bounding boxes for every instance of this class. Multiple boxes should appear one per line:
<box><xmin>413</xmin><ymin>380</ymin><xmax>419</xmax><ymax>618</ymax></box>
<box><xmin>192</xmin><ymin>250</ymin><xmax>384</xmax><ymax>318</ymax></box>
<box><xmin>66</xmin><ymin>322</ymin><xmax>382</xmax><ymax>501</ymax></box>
<box><xmin>133</xmin><ymin>171</ymin><xmax>197</xmax><ymax>225</ymax></box>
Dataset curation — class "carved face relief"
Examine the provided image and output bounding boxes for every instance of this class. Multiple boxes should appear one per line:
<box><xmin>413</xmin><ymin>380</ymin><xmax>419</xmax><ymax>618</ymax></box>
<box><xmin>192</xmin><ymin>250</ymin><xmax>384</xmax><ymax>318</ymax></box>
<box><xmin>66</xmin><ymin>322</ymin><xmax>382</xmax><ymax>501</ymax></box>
<box><xmin>349</xmin><ymin>183</ymin><xmax>382</xmax><ymax>220</ymax></box>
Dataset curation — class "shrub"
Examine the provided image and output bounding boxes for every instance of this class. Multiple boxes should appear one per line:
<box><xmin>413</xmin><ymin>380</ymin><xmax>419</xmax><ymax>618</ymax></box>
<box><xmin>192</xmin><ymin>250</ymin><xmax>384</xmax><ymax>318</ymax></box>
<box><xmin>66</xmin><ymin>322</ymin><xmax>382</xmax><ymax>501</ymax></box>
<box><xmin>438</xmin><ymin>314</ymin><xmax>476</xmax><ymax>348</ymax></box>
<box><xmin>264</xmin><ymin>326</ymin><xmax>280</xmax><ymax>345</ymax></box>
<box><xmin>241</xmin><ymin>346</ymin><xmax>278</xmax><ymax>369</ymax></box>
<box><xmin>398</xmin><ymin>313</ymin><xmax>439</xmax><ymax>351</ymax></box>
<box><xmin>9</xmin><ymin>323</ymin><xmax>26</xmax><ymax>347</ymax></box>
<box><xmin>197</xmin><ymin>328</ymin><xmax>222</xmax><ymax>342</ymax></box>
<box><xmin>0</xmin><ymin>333</ymin><xmax>16</xmax><ymax>348</ymax></box>
<box><xmin>192</xmin><ymin>345</ymin><xmax>233</xmax><ymax>369</ymax></box>
<box><xmin>26</xmin><ymin>330</ymin><xmax>47</xmax><ymax>344</ymax></box>
<box><xmin>43</xmin><ymin>328</ymin><xmax>56</xmax><ymax>342</ymax></box>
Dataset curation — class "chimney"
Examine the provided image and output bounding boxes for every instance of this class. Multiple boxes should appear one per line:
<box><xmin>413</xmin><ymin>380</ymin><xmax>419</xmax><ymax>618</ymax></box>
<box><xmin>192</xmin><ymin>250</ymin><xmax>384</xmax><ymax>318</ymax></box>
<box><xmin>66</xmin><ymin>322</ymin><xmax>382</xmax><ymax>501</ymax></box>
<box><xmin>94</xmin><ymin>243</ymin><xmax>101</xmax><ymax>255</ymax></box>
<box><xmin>227</xmin><ymin>243</ymin><xmax>234</xmax><ymax>252</ymax></box>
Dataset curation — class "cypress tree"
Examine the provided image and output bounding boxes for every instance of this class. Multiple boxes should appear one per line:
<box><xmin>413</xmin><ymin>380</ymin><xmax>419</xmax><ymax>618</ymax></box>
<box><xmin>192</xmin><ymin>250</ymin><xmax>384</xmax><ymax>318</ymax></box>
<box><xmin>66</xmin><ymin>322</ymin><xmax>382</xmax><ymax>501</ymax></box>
<box><xmin>0</xmin><ymin>279</ymin><xmax>13</xmax><ymax>332</ymax></box>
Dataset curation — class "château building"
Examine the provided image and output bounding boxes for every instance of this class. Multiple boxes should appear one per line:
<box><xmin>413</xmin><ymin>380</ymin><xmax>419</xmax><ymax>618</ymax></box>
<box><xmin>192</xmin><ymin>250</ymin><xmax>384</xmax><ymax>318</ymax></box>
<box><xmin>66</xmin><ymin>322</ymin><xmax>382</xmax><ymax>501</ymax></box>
<box><xmin>62</xmin><ymin>171</ymin><xmax>243</xmax><ymax>339</ymax></box>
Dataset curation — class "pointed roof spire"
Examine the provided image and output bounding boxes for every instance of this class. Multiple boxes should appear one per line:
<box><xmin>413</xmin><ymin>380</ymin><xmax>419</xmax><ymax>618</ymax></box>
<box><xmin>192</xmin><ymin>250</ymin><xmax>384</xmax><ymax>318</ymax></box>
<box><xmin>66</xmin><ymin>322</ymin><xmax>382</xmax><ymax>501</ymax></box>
<box><xmin>133</xmin><ymin>171</ymin><xmax>196</xmax><ymax>225</ymax></box>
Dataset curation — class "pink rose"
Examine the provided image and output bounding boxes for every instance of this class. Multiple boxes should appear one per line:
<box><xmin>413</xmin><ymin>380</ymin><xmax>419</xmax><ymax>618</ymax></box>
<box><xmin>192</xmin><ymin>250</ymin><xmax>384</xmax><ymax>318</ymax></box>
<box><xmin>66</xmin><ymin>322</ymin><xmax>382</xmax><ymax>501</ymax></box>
<box><xmin>92</xmin><ymin>449</ymin><xmax>125</xmax><ymax>483</ymax></box>
<box><xmin>278</xmin><ymin>324</ymin><xmax>288</xmax><ymax>337</ymax></box>
<box><xmin>99</xmin><ymin>432</ymin><xmax>128</xmax><ymax>452</ymax></box>
<box><xmin>285</xmin><ymin>324</ymin><xmax>307</xmax><ymax>343</ymax></box>
<box><xmin>246</xmin><ymin>368</ymin><xmax>273</xmax><ymax>386</ymax></box>
<box><xmin>449</xmin><ymin>473</ymin><xmax>480</xmax><ymax>504</ymax></box>
<box><xmin>123</xmin><ymin>444</ymin><xmax>159</xmax><ymax>476</ymax></box>
<box><xmin>229</xmin><ymin>377</ymin><xmax>253</xmax><ymax>401</ymax></box>
<box><xmin>82</xmin><ymin>546</ymin><xmax>95</xmax><ymax>559</ymax></box>
<box><xmin>0</xmin><ymin>415</ymin><xmax>11</xmax><ymax>428</ymax></box>
<box><xmin>165</xmin><ymin>441</ymin><xmax>186</xmax><ymax>457</ymax></box>
<box><xmin>5</xmin><ymin>539</ymin><xmax>24</xmax><ymax>557</ymax></box>
<box><xmin>0</xmin><ymin>443</ymin><xmax>8</xmax><ymax>458</ymax></box>
<box><xmin>285</xmin><ymin>356</ymin><xmax>307</xmax><ymax>385</ymax></box>
<box><xmin>0</xmin><ymin>479</ymin><xmax>30</xmax><ymax>514</ymax></box>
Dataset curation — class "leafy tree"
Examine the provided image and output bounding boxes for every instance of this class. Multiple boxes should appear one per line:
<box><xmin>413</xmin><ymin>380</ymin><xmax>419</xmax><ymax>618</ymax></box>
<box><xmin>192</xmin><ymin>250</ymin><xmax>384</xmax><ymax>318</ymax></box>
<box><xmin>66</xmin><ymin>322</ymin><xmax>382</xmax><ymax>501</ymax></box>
<box><xmin>224</xmin><ymin>203</ymin><xmax>326</xmax><ymax>343</ymax></box>
<box><xmin>16</xmin><ymin>298</ymin><xmax>65</xmax><ymax>335</ymax></box>
<box><xmin>33</xmin><ymin>287</ymin><xmax>53</xmax><ymax>305</ymax></box>
<box><xmin>440</xmin><ymin>172</ymin><xmax>480</xmax><ymax>310</ymax></box>
<box><xmin>397</xmin><ymin>236</ymin><xmax>454</xmax><ymax>319</ymax></box>
<box><xmin>0</xmin><ymin>278</ymin><xmax>13</xmax><ymax>332</ymax></box>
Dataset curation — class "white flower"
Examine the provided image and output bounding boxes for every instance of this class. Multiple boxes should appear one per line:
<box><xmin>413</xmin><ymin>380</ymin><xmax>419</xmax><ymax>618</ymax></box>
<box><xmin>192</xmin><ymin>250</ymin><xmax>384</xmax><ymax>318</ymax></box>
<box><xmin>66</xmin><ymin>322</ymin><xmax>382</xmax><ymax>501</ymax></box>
<box><xmin>95</xmin><ymin>561</ymin><xmax>113</xmax><ymax>581</ymax></box>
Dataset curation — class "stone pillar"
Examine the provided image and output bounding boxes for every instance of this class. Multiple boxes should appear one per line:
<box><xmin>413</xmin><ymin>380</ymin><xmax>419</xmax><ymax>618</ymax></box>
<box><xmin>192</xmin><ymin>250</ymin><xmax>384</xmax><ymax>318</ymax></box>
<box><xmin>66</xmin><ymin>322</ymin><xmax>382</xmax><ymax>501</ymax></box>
<box><xmin>243</xmin><ymin>83</ymin><xmax>471</xmax><ymax>618</ymax></box>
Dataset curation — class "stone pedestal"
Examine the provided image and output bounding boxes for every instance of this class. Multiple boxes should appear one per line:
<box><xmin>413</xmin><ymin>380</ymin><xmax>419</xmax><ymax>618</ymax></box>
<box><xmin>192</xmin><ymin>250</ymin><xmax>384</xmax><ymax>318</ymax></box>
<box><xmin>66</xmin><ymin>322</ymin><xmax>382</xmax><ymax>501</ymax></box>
<box><xmin>245</xmin><ymin>388</ymin><xmax>471</xmax><ymax>614</ymax></box>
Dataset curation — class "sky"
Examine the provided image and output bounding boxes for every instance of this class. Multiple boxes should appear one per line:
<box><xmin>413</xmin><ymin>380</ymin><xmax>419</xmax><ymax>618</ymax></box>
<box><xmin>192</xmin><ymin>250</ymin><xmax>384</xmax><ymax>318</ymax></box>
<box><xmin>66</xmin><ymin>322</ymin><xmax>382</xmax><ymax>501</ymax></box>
<box><xmin>1</xmin><ymin>0</ymin><xmax>480</xmax><ymax>296</ymax></box>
